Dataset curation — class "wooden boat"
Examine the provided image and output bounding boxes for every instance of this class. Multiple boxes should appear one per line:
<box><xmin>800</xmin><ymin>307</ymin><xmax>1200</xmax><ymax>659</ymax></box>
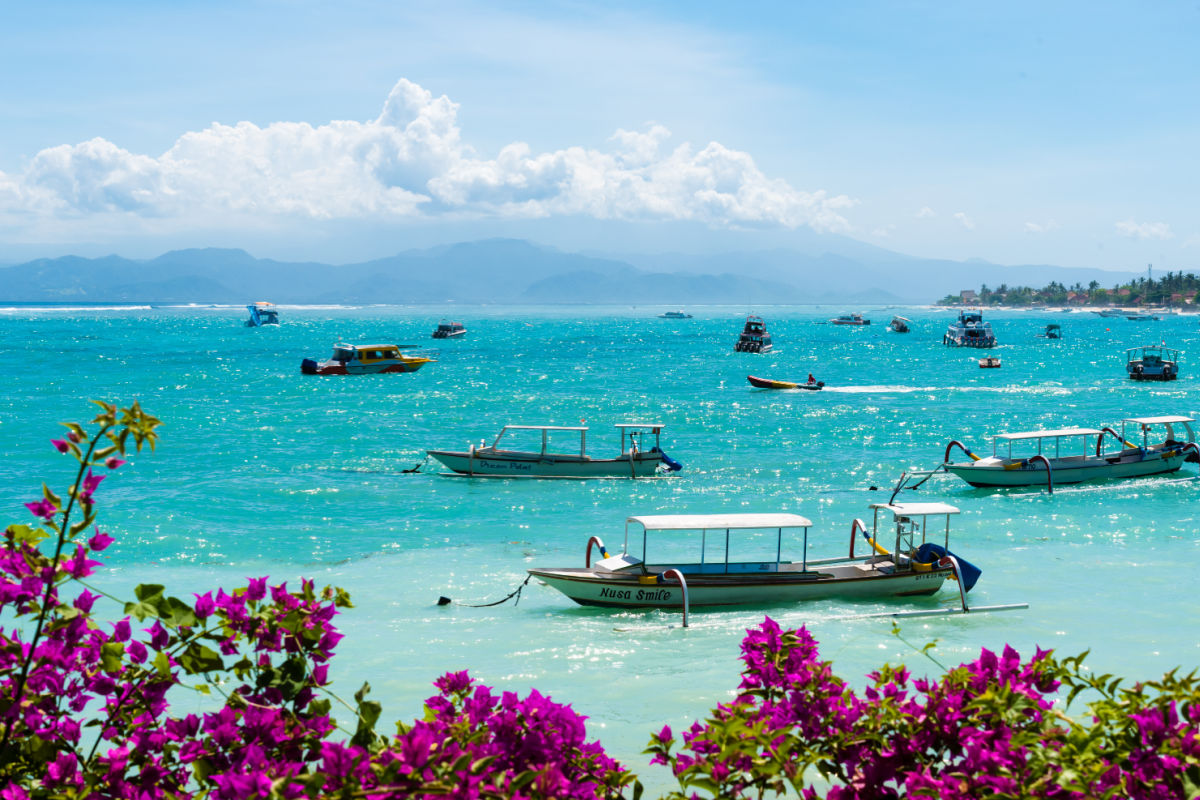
<box><xmin>978</xmin><ymin>357</ymin><xmax>1002</xmax><ymax>368</ymax></box>
<box><xmin>244</xmin><ymin>301</ymin><xmax>279</xmax><ymax>327</ymax></box>
<box><xmin>300</xmin><ymin>343</ymin><xmax>434</xmax><ymax>375</ymax></box>
<box><xmin>426</xmin><ymin>423</ymin><xmax>682</xmax><ymax>478</ymax></box>
<box><xmin>734</xmin><ymin>316</ymin><xmax>773</xmax><ymax>353</ymax></box>
<box><xmin>889</xmin><ymin>316</ymin><xmax>911</xmax><ymax>333</ymax></box>
<box><xmin>432</xmin><ymin>319</ymin><xmax>466</xmax><ymax>338</ymax></box>
<box><xmin>831</xmin><ymin>313</ymin><xmax>870</xmax><ymax>325</ymax></box>
<box><xmin>747</xmin><ymin>375</ymin><xmax>823</xmax><ymax>390</ymax></box>
<box><xmin>942</xmin><ymin>417</ymin><xmax>1199</xmax><ymax>489</ymax></box>
<box><xmin>528</xmin><ymin>503</ymin><xmax>980</xmax><ymax>613</ymax></box>
<box><xmin>1127</xmin><ymin>345</ymin><xmax>1180</xmax><ymax>381</ymax></box>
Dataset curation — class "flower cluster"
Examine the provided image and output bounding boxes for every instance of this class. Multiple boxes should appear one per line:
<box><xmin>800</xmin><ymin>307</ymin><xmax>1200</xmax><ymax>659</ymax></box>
<box><xmin>648</xmin><ymin>617</ymin><xmax>1200</xmax><ymax>799</ymax></box>
<box><xmin>0</xmin><ymin>402</ymin><xmax>633</xmax><ymax>799</ymax></box>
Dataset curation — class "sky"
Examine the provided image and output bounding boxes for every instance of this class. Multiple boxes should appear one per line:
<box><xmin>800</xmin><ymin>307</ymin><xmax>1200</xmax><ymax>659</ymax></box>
<box><xmin>0</xmin><ymin>0</ymin><xmax>1197</xmax><ymax>270</ymax></box>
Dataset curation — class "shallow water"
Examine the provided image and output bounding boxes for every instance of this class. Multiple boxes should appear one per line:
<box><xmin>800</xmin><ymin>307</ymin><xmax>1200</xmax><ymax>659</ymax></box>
<box><xmin>1</xmin><ymin>303</ymin><xmax>1197</xmax><ymax>788</ymax></box>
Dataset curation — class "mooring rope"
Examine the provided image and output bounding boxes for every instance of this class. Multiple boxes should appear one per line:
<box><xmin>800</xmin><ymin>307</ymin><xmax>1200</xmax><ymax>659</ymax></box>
<box><xmin>402</xmin><ymin>455</ymin><xmax>430</xmax><ymax>474</ymax></box>
<box><xmin>438</xmin><ymin>575</ymin><xmax>533</xmax><ymax>608</ymax></box>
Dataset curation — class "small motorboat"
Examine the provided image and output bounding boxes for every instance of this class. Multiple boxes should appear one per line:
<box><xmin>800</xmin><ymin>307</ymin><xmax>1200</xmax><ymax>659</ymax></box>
<box><xmin>426</xmin><ymin>423</ymin><xmax>681</xmax><ymax>478</ymax></box>
<box><xmin>734</xmin><ymin>316</ymin><xmax>773</xmax><ymax>353</ymax></box>
<box><xmin>889</xmin><ymin>316</ymin><xmax>911</xmax><ymax>333</ymax></box>
<box><xmin>432</xmin><ymin>319</ymin><xmax>467</xmax><ymax>338</ymax></box>
<box><xmin>659</xmin><ymin>310</ymin><xmax>693</xmax><ymax>319</ymax></box>
<box><xmin>942</xmin><ymin>418</ymin><xmax>1198</xmax><ymax>489</ymax></box>
<box><xmin>1127</xmin><ymin>345</ymin><xmax>1180</xmax><ymax>381</ymax></box>
<box><xmin>528</xmin><ymin>503</ymin><xmax>980</xmax><ymax>616</ymax></box>
<box><xmin>747</xmin><ymin>375</ymin><xmax>823</xmax><ymax>390</ymax></box>
<box><xmin>1040</xmin><ymin>324</ymin><xmax>1062</xmax><ymax>339</ymax></box>
<box><xmin>944</xmin><ymin>309</ymin><xmax>996</xmax><ymax>348</ymax></box>
<box><xmin>1126</xmin><ymin>311</ymin><xmax>1160</xmax><ymax>321</ymax></box>
<box><xmin>244</xmin><ymin>301</ymin><xmax>279</xmax><ymax>327</ymax></box>
<box><xmin>300</xmin><ymin>343</ymin><xmax>435</xmax><ymax>375</ymax></box>
<box><xmin>978</xmin><ymin>357</ymin><xmax>1002</xmax><ymax>368</ymax></box>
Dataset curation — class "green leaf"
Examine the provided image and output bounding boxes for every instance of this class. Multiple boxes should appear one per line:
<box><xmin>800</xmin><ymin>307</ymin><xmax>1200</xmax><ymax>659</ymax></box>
<box><xmin>100</xmin><ymin>641</ymin><xmax>125</xmax><ymax>672</ymax></box>
<box><xmin>124</xmin><ymin>584</ymin><xmax>166</xmax><ymax>620</ymax></box>
<box><xmin>153</xmin><ymin>650</ymin><xmax>172</xmax><ymax>679</ymax></box>
<box><xmin>69</xmin><ymin>513</ymin><xmax>97</xmax><ymax>537</ymax></box>
<box><xmin>42</xmin><ymin>484</ymin><xmax>62</xmax><ymax>509</ymax></box>
<box><xmin>177</xmin><ymin>642</ymin><xmax>224</xmax><ymax>674</ymax></box>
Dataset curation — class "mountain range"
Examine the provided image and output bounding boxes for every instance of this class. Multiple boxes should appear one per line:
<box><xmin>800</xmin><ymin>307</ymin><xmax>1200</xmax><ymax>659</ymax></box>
<box><xmin>0</xmin><ymin>236</ymin><xmax>1141</xmax><ymax>304</ymax></box>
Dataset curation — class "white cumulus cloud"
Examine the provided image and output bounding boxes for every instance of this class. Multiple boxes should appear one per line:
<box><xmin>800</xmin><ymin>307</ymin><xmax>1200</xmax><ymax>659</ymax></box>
<box><xmin>916</xmin><ymin>206</ymin><xmax>936</xmax><ymax>218</ymax></box>
<box><xmin>1115</xmin><ymin>219</ymin><xmax>1172</xmax><ymax>240</ymax></box>
<box><xmin>1024</xmin><ymin>220</ymin><xmax>1059</xmax><ymax>234</ymax></box>
<box><xmin>953</xmin><ymin>211</ymin><xmax>975</xmax><ymax>230</ymax></box>
<box><xmin>0</xmin><ymin>79</ymin><xmax>853</xmax><ymax>234</ymax></box>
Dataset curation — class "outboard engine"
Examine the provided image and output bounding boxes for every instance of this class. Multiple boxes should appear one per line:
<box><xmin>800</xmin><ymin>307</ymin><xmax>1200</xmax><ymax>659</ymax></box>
<box><xmin>651</xmin><ymin>447</ymin><xmax>683</xmax><ymax>472</ymax></box>
<box><xmin>300</xmin><ymin>358</ymin><xmax>320</xmax><ymax>375</ymax></box>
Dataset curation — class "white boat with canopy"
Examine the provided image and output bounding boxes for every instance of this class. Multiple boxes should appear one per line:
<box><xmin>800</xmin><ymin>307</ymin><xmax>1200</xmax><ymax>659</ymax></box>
<box><xmin>943</xmin><ymin>416</ymin><xmax>1199</xmax><ymax>491</ymax></box>
<box><xmin>528</xmin><ymin>504</ymin><xmax>981</xmax><ymax>616</ymax></box>
<box><xmin>426</xmin><ymin>423</ymin><xmax>682</xmax><ymax>478</ymax></box>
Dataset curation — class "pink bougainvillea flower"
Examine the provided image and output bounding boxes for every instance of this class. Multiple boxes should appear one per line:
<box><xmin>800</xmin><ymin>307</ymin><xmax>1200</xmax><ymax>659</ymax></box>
<box><xmin>88</xmin><ymin>529</ymin><xmax>114</xmax><ymax>552</ymax></box>
<box><xmin>50</xmin><ymin>439</ymin><xmax>70</xmax><ymax>454</ymax></box>
<box><xmin>105</xmin><ymin>457</ymin><xmax>126</xmax><ymax>469</ymax></box>
<box><xmin>25</xmin><ymin>498</ymin><xmax>57</xmax><ymax>521</ymax></box>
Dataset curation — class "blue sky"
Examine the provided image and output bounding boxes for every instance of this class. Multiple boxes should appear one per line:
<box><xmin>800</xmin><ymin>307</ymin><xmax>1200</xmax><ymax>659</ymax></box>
<box><xmin>1</xmin><ymin>1</ymin><xmax>1196</xmax><ymax>270</ymax></box>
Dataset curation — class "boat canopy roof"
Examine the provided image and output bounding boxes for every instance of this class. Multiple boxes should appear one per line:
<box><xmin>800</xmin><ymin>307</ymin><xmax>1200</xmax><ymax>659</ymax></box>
<box><xmin>1124</xmin><ymin>415</ymin><xmax>1195</xmax><ymax>425</ymax></box>
<box><xmin>1127</xmin><ymin>345</ymin><xmax>1182</xmax><ymax>355</ymax></box>
<box><xmin>994</xmin><ymin>427</ymin><xmax>1103</xmax><ymax>441</ymax></box>
<box><xmin>627</xmin><ymin>513</ymin><xmax>813</xmax><ymax>531</ymax></box>
<box><xmin>869</xmin><ymin>502</ymin><xmax>960</xmax><ymax>517</ymax></box>
<box><xmin>892</xmin><ymin>316</ymin><xmax>912</xmax><ymax>322</ymax></box>
<box><xmin>502</xmin><ymin>424</ymin><xmax>588</xmax><ymax>432</ymax></box>
<box><xmin>614</xmin><ymin>422</ymin><xmax>664</xmax><ymax>429</ymax></box>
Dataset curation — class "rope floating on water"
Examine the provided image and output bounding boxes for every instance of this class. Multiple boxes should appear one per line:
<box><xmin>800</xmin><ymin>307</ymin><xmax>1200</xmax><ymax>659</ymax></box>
<box><xmin>403</xmin><ymin>455</ymin><xmax>430</xmax><ymax>474</ymax></box>
<box><xmin>438</xmin><ymin>575</ymin><xmax>532</xmax><ymax>608</ymax></box>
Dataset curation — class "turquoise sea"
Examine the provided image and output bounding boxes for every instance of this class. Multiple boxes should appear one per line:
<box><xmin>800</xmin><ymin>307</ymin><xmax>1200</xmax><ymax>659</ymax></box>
<box><xmin>2</xmin><ymin>303</ymin><xmax>1198</xmax><ymax>788</ymax></box>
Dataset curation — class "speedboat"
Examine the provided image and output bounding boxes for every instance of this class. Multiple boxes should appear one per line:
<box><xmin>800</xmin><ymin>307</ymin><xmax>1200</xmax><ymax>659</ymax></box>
<box><xmin>528</xmin><ymin>503</ymin><xmax>980</xmax><ymax>614</ymax></box>
<box><xmin>432</xmin><ymin>319</ymin><xmax>466</xmax><ymax>338</ymax></box>
<box><xmin>943</xmin><ymin>309</ymin><xmax>996</xmax><ymax>347</ymax></box>
<box><xmin>245</xmin><ymin>302</ymin><xmax>279</xmax><ymax>327</ymax></box>
<box><xmin>942</xmin><ymin>417</ymin><xmax>1198</xmax><ymax>489</ymax></box>
<box><xmin>747</xmin><ymin>375</ymin><xmax>823</xmax><ymax>390</ymax></box>
<box><xmin>1126</xmin><ymin>311</ymin><xmax>1160</xmax><ymax>321</ymax></box>
<box><xmin>889</xmin><ymin>316</ymin><xmax>911</xmax><ymax>333</ymax></box>
<box><xmin>831</xmin><ymin>313</ymin><xmax>870</xmax><ymax>325</ymax></box>
<box><xmin>426</xmin><ymin>423</ymin><xmax>682</xmax><ymax>478</ymax></box>
<box><xmin>300</xmin><ymin>343</ymin><xmax>434</xmax><ymax>375</ymax></box>
<box><xmin>1094</xmin><ymin>309</ymin><xmax>1125</xmax><ymax>318</ymax></box>
<box><xmin>734</xmin><ymin>315</ymin><xmax>773</xmax><ymax>353</ymax></box>
<box><xmin>1127</xmin><ymin>345</ymin><xmax>1180</xmax><ymax>381</ymax></box>
<box><xmin>659</xmin><ymin>310</ymin><xmax>693</xmax><ymax>319</ymax></box>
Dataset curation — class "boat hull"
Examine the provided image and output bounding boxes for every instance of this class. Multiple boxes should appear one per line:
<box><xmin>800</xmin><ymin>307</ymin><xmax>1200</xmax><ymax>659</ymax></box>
<box><xmin>427</xmin><ymin>450</ymin><xmax>666</xmax><ymax>478</ymax></box>
<box><xmin>528</xmin><ymin>564</ymin><xmax>950</xmax><ymax>609</ymax></box>
<box><xmin>432</xmin><ymin>330</ymin><xmax>466</xmax><ymax>338</ymax></box>
<box><xmin>945</xmin><ymin>450</ymin><xmax>1189</xmax><ymax>487</ymax></box>
<box><xmin>747</xmin><ymin>375</ymin><xmax>823</xmax><ymax>390</ymax></box>
<box><xmin>301</xmin><ymin>358</ymin><xmax>430</xmax><ymax>375</ymax></box>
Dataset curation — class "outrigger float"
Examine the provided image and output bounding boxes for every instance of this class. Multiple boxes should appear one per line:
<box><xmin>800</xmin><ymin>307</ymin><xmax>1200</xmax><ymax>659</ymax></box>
<box><xmin>942</xmin><ymin>416</ymin><xmax>1200</xmax><ymax>492</ymax></box>
<box><xmin>528</xmin><ymin>504</ymin><xmax>982</xmax><ymax>625</ymax></box>
<box><xmin>426</xmin><ymin>423</ymin><xmax>682</xmax><ymax>478</ymax></box>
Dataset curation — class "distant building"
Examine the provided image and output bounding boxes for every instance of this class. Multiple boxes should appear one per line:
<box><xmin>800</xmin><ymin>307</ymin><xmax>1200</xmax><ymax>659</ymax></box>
<box><xmin>1117</xmin><ymin>288</ymin><xmax>1132</xmax><ymax>297</ymax></box>
<box><xmin>960</xmin><ymin>289</ymin><xmax>978</xmax><ymax>303</ymax></box>
<box><xmin>1067</xmin><ymin>291</ymin><xmax>1086</xmax><ymax>304</ymax></box>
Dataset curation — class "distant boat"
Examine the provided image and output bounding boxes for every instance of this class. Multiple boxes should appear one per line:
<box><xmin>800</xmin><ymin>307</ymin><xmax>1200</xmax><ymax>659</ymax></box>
<box><xmin>1126</xmin><ymin>311</ymin><xmax>1160</xmax><ymax>321</ymax></box>
<box><xmin>301</xmin><ymin>342</ymin><xmax>435</xmax><ymax>375</ymax></box>
<box><xmin>1040</xmin><ymin>324</ymin><xmax>1062</xmax><ymax>339</ymax></box>
<box><xmin>944</xmin><ymin>310</ymin><xmax>996</xmax><ymax>348</ymax></box>
<box><xmin>747</xmin><ymin>375</ymin><xmax>823</xmax><ymax>390</ymax></box>
<box><xmin>889</xmin><ymin>316</ymin><xmax>911</xmax><ymax>333</ymax></box>
<box><xmin>831</xmin><ymin>312</ymin><xmax>870</xmax><ymax>325</ymax></box>
<box><xmin>426</xmin><ymin>423</ymin><xmax>681</xmax><ymax>478</ymax></box>
<box><xmin>978</xmin><ymin>357</ymin><xmax>1002</xmax><ymax>369</ymax></box>
<box><xmin>244</xmin><ymin>301</ymin><xmax>279</xmax><ymax>327</ymax></box>
<box><xmin>659</xmin><ymin>310</ymin><xmax>693</xmax><ymax>319</ymax></box>
<box><xmin>1093</xmin><ymin>309</ymin><xmax>1125</xmax><ymax>318</ymax></box>
<box><xmin>432</xmin><ymin>319</ymin><xmax>467</xmax><ymax>338</ymax></box>
<box><xmin>734</xmin><ymin>316</ymin><xmax>773</xmax><ymax>353</ymax></box>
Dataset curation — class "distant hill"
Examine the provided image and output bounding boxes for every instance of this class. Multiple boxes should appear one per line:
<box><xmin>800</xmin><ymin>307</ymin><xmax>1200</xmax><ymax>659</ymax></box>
<box><xmin>0</xmin><ymin>238</ymin><xmax>1140</xmax><ymax>304</ymax></box>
